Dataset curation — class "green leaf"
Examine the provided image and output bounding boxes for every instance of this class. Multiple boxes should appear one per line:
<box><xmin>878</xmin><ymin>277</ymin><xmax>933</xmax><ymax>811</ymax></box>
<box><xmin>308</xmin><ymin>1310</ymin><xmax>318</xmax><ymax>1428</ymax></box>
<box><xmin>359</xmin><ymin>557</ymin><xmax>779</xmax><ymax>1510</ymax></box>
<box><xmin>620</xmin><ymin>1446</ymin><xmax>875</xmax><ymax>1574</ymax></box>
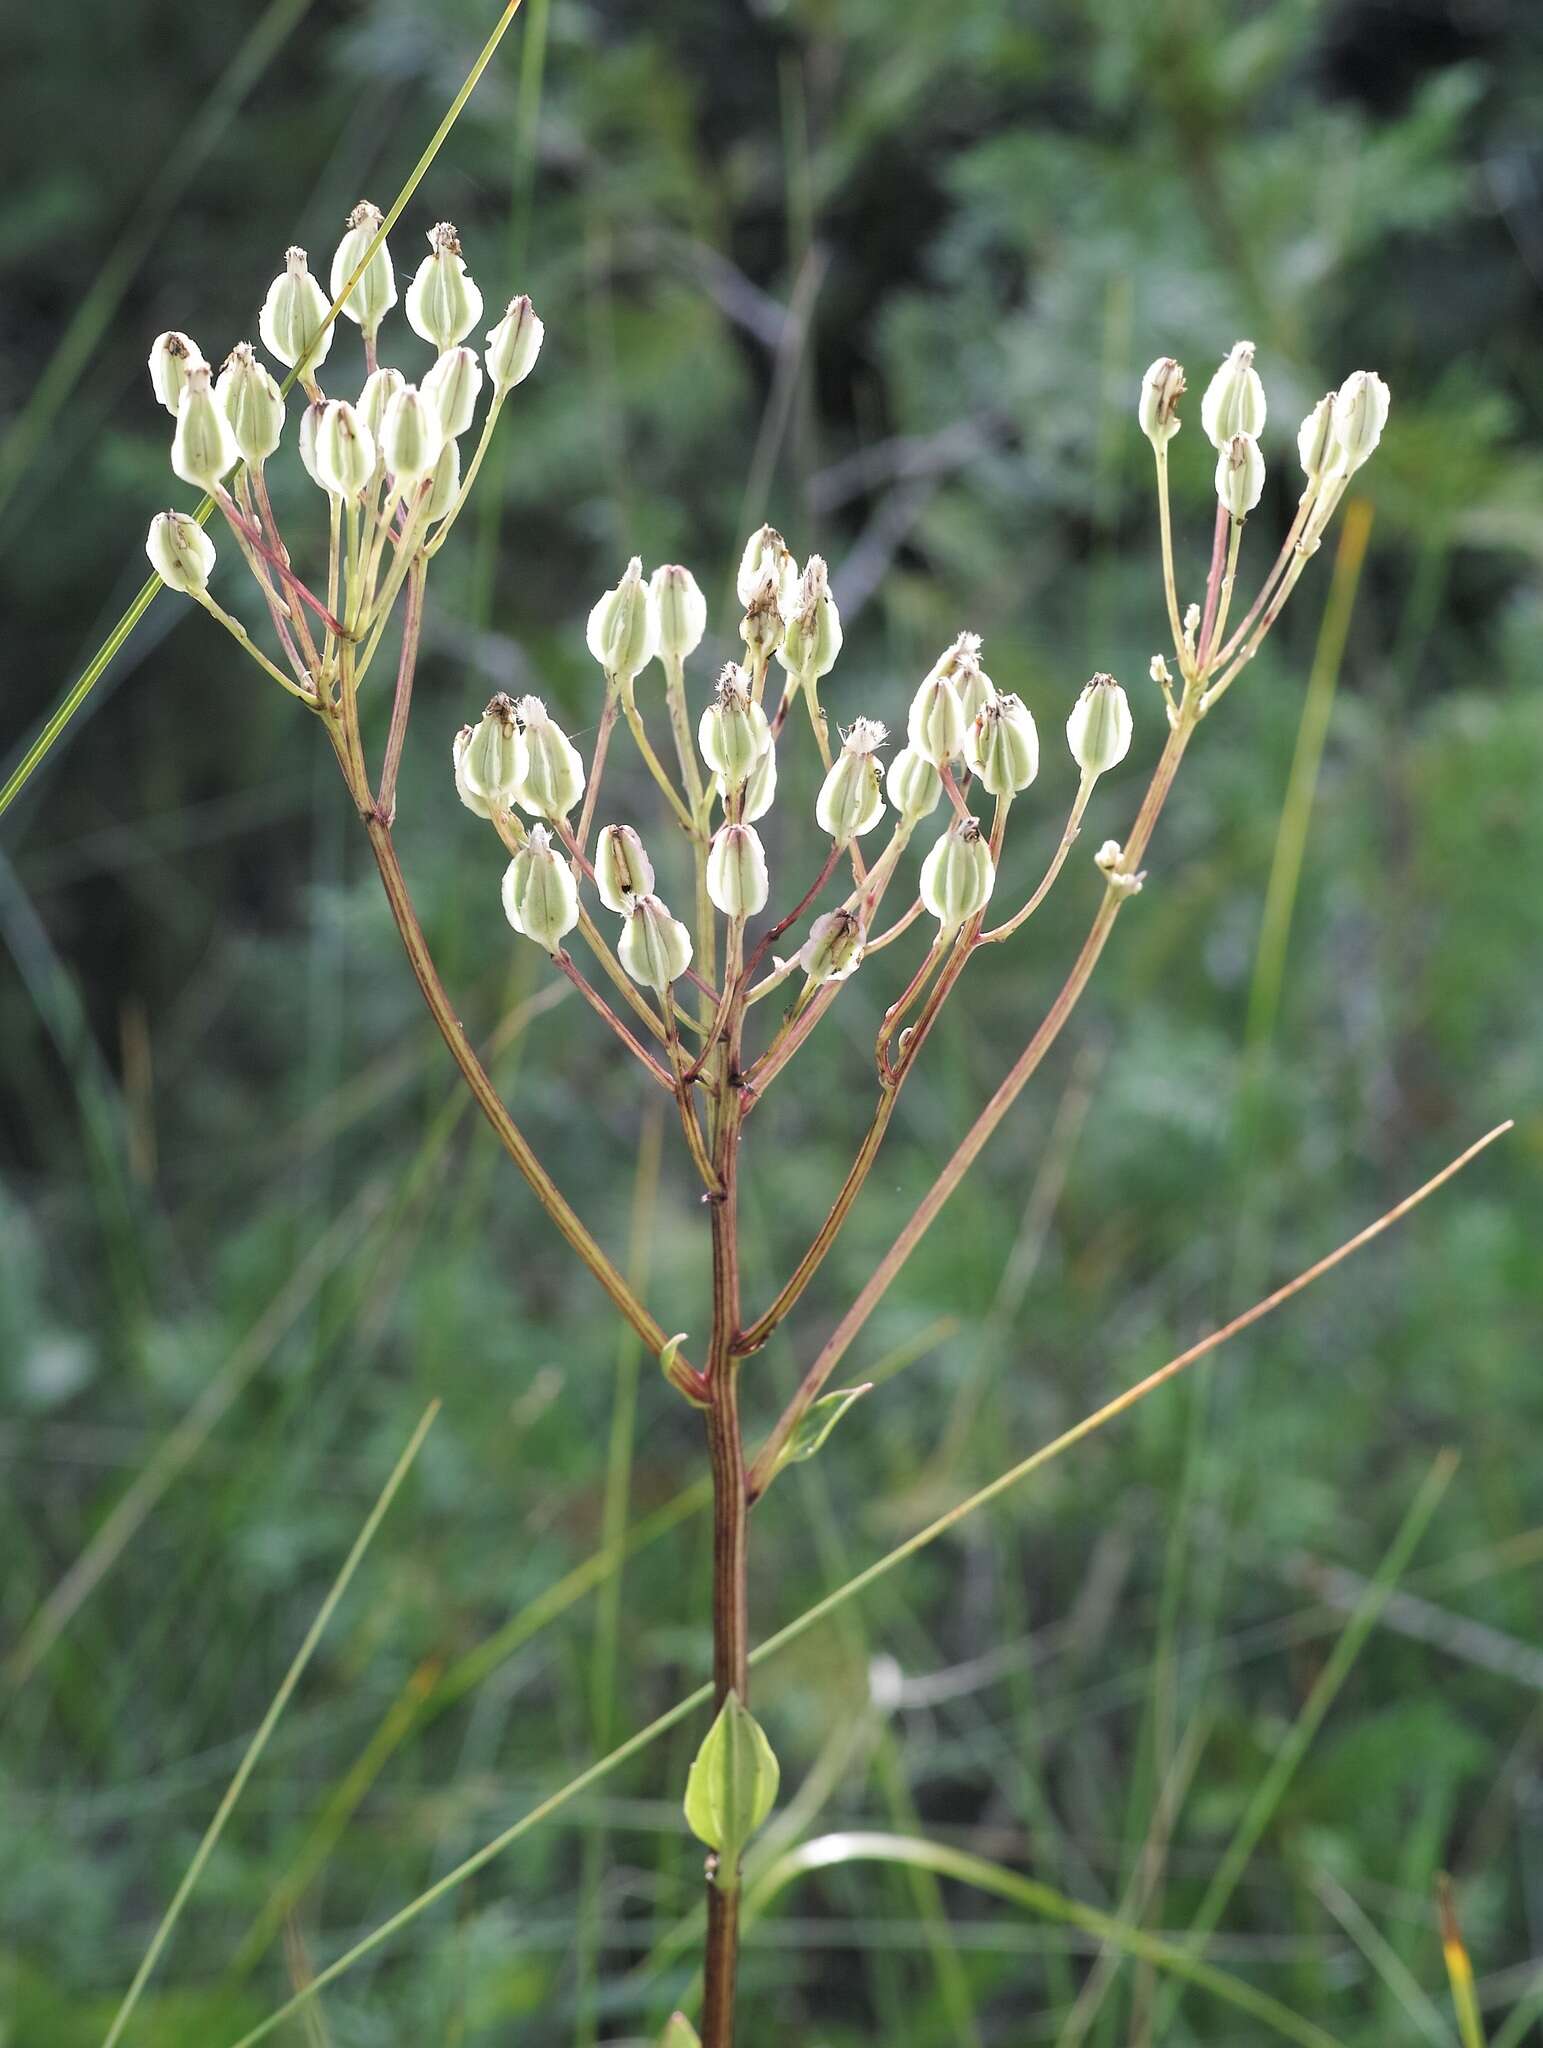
<box><xmin>660</xmin><ymin>2015</ymin><xmax>702</xmax><ymax>2048</ymax></box>
<box><xmin>683</xmin><ymin>1689</ymin><xmax>780</xmax><ymax>1888</ymax></box>
<box><xmin>774</xmin><ymin>1384</ymin><xmax>873</xmax><ymax>1475</ymax></box>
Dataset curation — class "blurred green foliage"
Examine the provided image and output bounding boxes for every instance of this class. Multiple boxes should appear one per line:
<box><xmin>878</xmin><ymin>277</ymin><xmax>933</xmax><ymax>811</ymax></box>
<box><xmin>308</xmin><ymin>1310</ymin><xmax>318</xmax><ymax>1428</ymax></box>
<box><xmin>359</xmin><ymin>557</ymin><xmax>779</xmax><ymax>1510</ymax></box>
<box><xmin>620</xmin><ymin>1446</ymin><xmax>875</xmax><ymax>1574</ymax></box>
<box><xmin>3</xmin><ymin>0</ymin><xmax>1542</xmax><ymax>2042</ymax></box>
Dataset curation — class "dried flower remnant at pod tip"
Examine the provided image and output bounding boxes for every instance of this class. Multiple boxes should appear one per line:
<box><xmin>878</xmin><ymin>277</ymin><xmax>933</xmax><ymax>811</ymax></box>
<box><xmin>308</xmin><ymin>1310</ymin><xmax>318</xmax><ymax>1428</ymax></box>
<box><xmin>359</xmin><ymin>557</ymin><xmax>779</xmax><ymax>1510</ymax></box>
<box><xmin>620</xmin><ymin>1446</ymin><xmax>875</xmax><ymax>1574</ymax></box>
<box><xmin>816</xmin><ymin>719</ymin><xmax>888</xmax><ymax>844</ymax></box>
<box><xmin>503</xmin><ymin>825</ymin><xmax>579</xmax><ymax>953</ymax></box>
<box><xmin>929</xmin><ymin>630</ymin><xmax>997</xmax><ymax>723</ymax></box>
<box><xmin>736</xmin><ymin>524</ymin><xmax>800</xmax><ymax>619</ymax></box>
<box><xmin>778</xmin><ymin>554</ymin><xmax>842</xmax><ymax>681</ymax></box>
<box><xmin>330</xmin><ymin>200</ymin><xmax>397</xmax><ymax>339</ymax></box>
<box><xmin>699</xmin><ymin>666</ymin><xmax>770</xmax><ymax>792</ymax></box>
<box><xmin>596</xmin><ymin>824</ymin><xmax>656</xmax><ymax>913</ymax></box>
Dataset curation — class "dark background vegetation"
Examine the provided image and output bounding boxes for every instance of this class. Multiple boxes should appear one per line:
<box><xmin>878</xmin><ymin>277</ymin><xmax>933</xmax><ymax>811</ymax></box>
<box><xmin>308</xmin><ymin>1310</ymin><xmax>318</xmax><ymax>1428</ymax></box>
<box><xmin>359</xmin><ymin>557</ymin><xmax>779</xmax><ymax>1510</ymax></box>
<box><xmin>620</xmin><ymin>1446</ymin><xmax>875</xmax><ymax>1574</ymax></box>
<box><xmin>3</xmin><ymin>0</ymin><xmax>1542</xmax><ymax>2041</ymax></box>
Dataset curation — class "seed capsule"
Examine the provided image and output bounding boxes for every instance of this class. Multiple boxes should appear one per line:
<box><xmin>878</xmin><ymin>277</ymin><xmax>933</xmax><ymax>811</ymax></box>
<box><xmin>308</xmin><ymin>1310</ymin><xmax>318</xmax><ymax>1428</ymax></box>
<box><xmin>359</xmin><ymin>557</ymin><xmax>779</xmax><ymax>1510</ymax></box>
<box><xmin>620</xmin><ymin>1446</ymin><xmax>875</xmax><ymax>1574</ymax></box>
<box><xmin>422</xmin><ymin>345</ymin><xmax>483</xmax><ymax>439</ymax></box>
<box><xmin>1214</xmin><ymin>432</ymin><xmax>1265</xmax><ymax>520</ymax></box>
<box><xmin>619</xmin><ymin>895</ymin><xmax>694</xmax><ymax>993</ymax></box>
<box><xmin>907</xmin><ymin>668</ymin><xmax>967</xmax><ymax>768</ymax></box>
<box><xmin>1296</xmin><ymin>393</ymin><xmax>1339</xmax><ymax>483</ymax></box>
<box><xmin>778</xmin><ymin>552</ymin><xmax>843</xmax><ymax>681</ymax></box>
<box><xmin>486</xmin><ymin>295</ymin><xmax>544</xmax><ymax>395</ymax></box>
<box><xmin>799</xmin><ymin>908</ymin><xmax>864</xmax><ymax>984</ymax></box>
<box><xmin>216</xmin><ymin>343</ymin><xmax>285</xmax><ymax>466</ymax></box>
<box><xmin>502</xmin><ymin>825</ymin><xmax>579</xmax><ymax>952</ymax></box>
<box><xmin>171</xmin><ymin>362</ymin><xmax>240</xmax><ymax>490</ymax></box>
<box><xmin>329</xmin><ymin>200</ymin><xmax>397</xmax><ymax>337</ymax></box>
<box><xmin>515</xmin><ymin>695</ymin><xmax>585</xmax><ymax>820</ymax></box>
<box><xmin>453</xmin><ymin>725</ymin><xmax>495</xmax><ymax>818</ymax></box>
<box><xmin>815</xmin><ymin>719</ymin><xmax>887</xmax><ymax>844</ymax></box>
<box><xmin>423</xmin><ymin>437</ymin><xmax>460</xmax><ymax>521</ymax></box>
<box><xmin>458</xmin><ymin>695</ymin><xmax>528</xmax><ymax>810</ymax></box>
<box><xmin>965</xmin><ymin>693</ymin><xmax>1039</xmax><ymax>796</ymax></box>
<box><xmin>920</xmin><ymin>816</ymin><xmax>996</xmax><ymax>928</ymax></box>
<box><xmin>1138</xmin><ymin>356</ymin><xmax>1186</xmax><ymax>449</ymax></box>
<box><xmin>405</xmin><ymin>222</ymin><xmax>483</xmax><ymax>352</ymax></box>
<box><xmin>651</xmin><ymin>563</ymin><xmax>707</xmax><ymax>662</ymax></box>
<box><xmin>886</xmin><ymin>745</ymin><xmax>942</xmax><ymax>821</ymax></box>
<box><xmin>735</xmin><ymin>525</ymin><xmax>799</xmax><ymax>617</ymax></box>
<box><xmin>259</xmin><ymin>246</ymin><xmax>334</xmax><ymax>373</ymax></box>
<box><xmin>1065</xmin><ymin>674</ymin><xmax>1132</xmax><ymax>777</ymax></box>
<box><xmin>1330</xmin><ymin>370</ymin><xmax>1390</xmax><ymax>474</ymax></box>
<box><xmin>358</xmin><ymin>365</ymin><xmax>406</xmax><ymax>441</ymax></box>
<box><xmin>146</xmin><ymin>510</ymin><xmax>215</xmax><ymax>593</ymax></box>
<box><xmin>1200</xmin><ymin>340</ymin><xmax>1266</xmax><ymax>450</ymax></box>
<box><xmin>718</xmin><ymin>737</ymin><xmax>777</xmax><ymax>823</ymax></box>
<box><xmin>149</xmin><ymin>330</ymin><xmax>207</xmax><ymax>416</ymax></box>
<box><xmin>586</xmin><ymin>556</ymin><xmax>659</xmax><ymax>681</ymax></box>
<box><xmin>595</xmin><ymin>823</ymin><xmax>656</xmax><ymax>913</ymax></box>
<box><xmin>698</xmin><ymin>666</ymin><xmax>770</xmax><ymax>791</ymax></box>
<box><xmin>707</xmin><ymin>822</ymin><xmax>769</xmax><ymax>918</ymax></box>
<box><xmin>313</xmin><ymin>400</ymin><xmax>377</xmax><ymax>500</ymax></box>
<box><xmin>380</xmin><ymin>383</ymin><xmax>444</xmax><ymax>488</ymax></box>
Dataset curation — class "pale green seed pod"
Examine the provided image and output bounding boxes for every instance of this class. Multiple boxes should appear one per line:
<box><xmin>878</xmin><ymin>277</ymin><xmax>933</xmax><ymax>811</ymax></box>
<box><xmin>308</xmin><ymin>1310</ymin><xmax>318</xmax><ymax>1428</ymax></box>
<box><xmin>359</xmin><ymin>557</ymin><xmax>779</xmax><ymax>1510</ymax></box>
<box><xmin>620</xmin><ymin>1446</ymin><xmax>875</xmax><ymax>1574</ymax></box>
<box><xmin>259</xmin><ymin>246</ymin><xmax>333</xmax><ymax>373</ymax></box>
<box><xmin>423</xmin><ymin>436</ymin><xmax>460</xmax><ymax>521</ymax></box>
<box><xmin>1215</xmin><ymin>432</ymin><xmax>1265</xmax><ymax>519</ymax></box>
<box><xmin>313</xmin><ymin>399</ymin><xmax>377</xmax><ymax>500</ymax></box>
<box><xmin>298</xmin><ymin>399</ymin><xmax>326</xmax><ymax>491</ymax></box>
<box><xmin>422</xmin><ymin>345</ymin><xmax>483</xmax><ymax>440</ymax></box>
<box><xmin>651</xmin><ymin>563</ymin><xmax>707</xmax><ymax>662</ymax></box>
<box><xmin>1065</xmin><ymin>674</ymin><xmax>1132</xmax><ymax>778</ymax></box>
<box><xmin>950</xmin><ymin>639</ymin><xmax>996</xmax><ymax>724</ymax></box>
<box><xmin>735</xmin><ymin>524</ymin><xmax>799</xmax><ymax>617</ymax></box>
<box><xmin>886</xmin><ymin>745</ymin><xmax>942</xmax><ymax>821</ymax></box>
<box><xmin>1200</xmin><ymin>340</ymin><xmax>1265</xmax><ymax>450</ymax></box>
<box><xmin>329</xmin><ymin>200</ymin><xmax>396</xmax><ymax>337</ymax></box>
<box><xmin>595</xmin><ymin>823</ymin><xmax>656</xmax><ymax>913</ymax></box>
<box><xmin>502</xmin><ymin>825</ymin><xmax>579</xmax><ymax>952</ymax></box>
<box><xmin>1296</xmin><ymin>392</ymin><xmax>1339</xmax><ymax>483</ymax></box>
<box><xmin>1138</xmin><ymin>356</ymin><xmax>1186</xmax><ymax>449</ymax></box>
<box><xmin>966</xmin><ymin>693</ymin><xmax>1040</xmax><ymax>797</ymax></box>
<box><xmin>587</xmin><ymin>556</ymin><xmax>659</xmax><ymax>680</ymax></box>
<box><xmin>816</xmin><ymin>719</ymin><xmax>887</xmax><ymax>844</ymax></box>
<box><xmin>907</xmin><ymin>670</ymin><xmax>967</xmax><ymax>767</ymax></box>
<box><xmin>216</xmin><ymin>343</ymin><xmax>285</xmax><ymax>466</ymax></box>
<box><xmin>149</xmin><ymin>330</ymin><xmax>207</xmax><ymax>416</ymax></box>
<box><xmin>920</xmin><ymin>817</ymin><xmax>995</xmax><ymax>928</ymax></box>
<box><xmin>707</xmin><ymin>823</ymin><xmax>769</xmax><ymax>918</ymax></box>
<box><xmin>459</xmin><ymin>695</ymin><xmax>528</xmax><ymax>810</ymax></box>
<box><xmin>486</xmin><ymin>295</ymin><xmax>544</xmax><ymax>396</ymax></box>
<box><xmin>1331</xmin><ymin>370</ymin><xmax>1390</xmax><ymax>474</ymax></box>
<box><xmin>619</xmin><ymin>895</ymin><xmax>694</xmax><ymax>993</ymax></box>
<box><xmin>739</xmin><ymin>572</ymin><xmax>785</xmax><ymax>664</ymax></box>
<box><xmin>146</xmin><ymin>510</ymin><xmax>215</xmax><ymax>594</ymax></box>
<box><xmin>717</xmin><ymin>736</ymin><xmax>777</xmax><ymax>823</ymax></box>
<box><xmin>699</xmin><ymin>667</ymin><xmax>770</xmax><ymax>789</ymax></box>
<box><xmin>171</xmin><ymin>362</ymin><xmax>240</xmax><ymax>490</ymax></box>
<box><xmin>358</xmin><ymin>365</ymin><xmax>406</xmax><ymax>441</ymax></box>
<box><xmin>515</xmin><ymin>695</ymin><xmax>585</xmax><ymax>820</ymax></box>
<box><xmin>405</xmin><ymin>222</ymin><xmax>483</xmax><ymax>352</ymax></box>
<box><xmin>778</xmin><ymin>554</ymin><xmax>842</xmax><ymax>680</ymax></box>
<box><xmin>799</xmin><ymin>907</ymin><xmax>864</xmax><ymax>984</ymax></box>
<box><xmin>452</xmin><ymin>724</ymin><xmax>495</xmax><ymax>818</ymax></box>
<box><xmin>381</xmin><ymin>383</ymin><xmax>444</xmax><ymax>488</ymax></box>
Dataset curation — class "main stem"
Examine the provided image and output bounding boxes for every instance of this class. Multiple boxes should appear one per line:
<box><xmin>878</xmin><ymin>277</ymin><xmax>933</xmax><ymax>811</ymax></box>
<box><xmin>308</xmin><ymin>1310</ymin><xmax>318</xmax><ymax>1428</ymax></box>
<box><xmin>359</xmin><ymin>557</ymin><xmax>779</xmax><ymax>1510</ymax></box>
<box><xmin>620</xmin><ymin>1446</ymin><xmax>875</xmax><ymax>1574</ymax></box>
<box><xmin>702</xmin><ymin>950</ymin><xmax>749</xmax><ymax>2045</ymax></box>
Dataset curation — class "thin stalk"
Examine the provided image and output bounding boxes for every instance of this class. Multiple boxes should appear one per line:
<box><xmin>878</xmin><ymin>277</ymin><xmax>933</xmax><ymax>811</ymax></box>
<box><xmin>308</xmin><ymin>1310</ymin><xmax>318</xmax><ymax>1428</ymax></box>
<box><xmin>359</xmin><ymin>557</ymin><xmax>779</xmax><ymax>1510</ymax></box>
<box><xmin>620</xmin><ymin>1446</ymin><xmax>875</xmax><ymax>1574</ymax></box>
<box><xmin>376</xmin><ymin>557</ymin><xmax>424</xmax><ymax>823</ymax></box>
<box><xmin>980</xmin><ymin>775</ymin><xmax>1093</xmax><ymax>944</ymax></box>
<box><xmin>557</xmin><ymin>953</ymin><xmax>675</xmax><ymax>1090</ymax></box>
<box><xmin>749</xmin><ymin>694</ymin><xmax>1201</xmax><ymax>1495</ymax></box>
<box><xmin>573</xmin><ymin>687</ymin><xmax>619</xmax><ymax>859</ymax></box>
<box><xmin>866</xmin><ymin>895</ymin><xmax>923</xmax><ymax>952</ymax></box>
<box><xmin>663</xmin><ymin>650</ymin><xmax>714</xmax><ymax>976</ymax></box>
<box><xmin>621</xmin><ymin>684</ymin><xmax>697</xmax><ymax>833</ymax></box>
<box><xmin>664</xmin><ymin>993</ymin><xmax>723</xmax><ymax>1188</ymax></box>
<box><xmin>193</xmin><ymin>593</ymin><xmax>315</xmax><ymax>703</ymax></box>
<box><xmin>424</xmin><ymin>394</ymin><xmax>507</xmax><ymax>557</ymax></box>
<box><xmin>1202</xmin><ymin>515</ymin><xmax>1244</xmax><ymax>669</ymax></box>
<box><xmin>1194</xmin><ymin>504</ymin><xmax>1230</xmax><ymax>669</ymax></box>
<box><xmin>1153</xmin><ymin>443</ymin><xmax>1185</xmax><ymax>661</ymax></box>
<box><xmin>357</xmin><ymin>807</ymin><xmax>676</xmax><ymax>1360</ymax></box>
<box><xmin>1212</xmin><ymin>485</ymin><xmax>1316</xmax><ymax>671</ymax></box>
